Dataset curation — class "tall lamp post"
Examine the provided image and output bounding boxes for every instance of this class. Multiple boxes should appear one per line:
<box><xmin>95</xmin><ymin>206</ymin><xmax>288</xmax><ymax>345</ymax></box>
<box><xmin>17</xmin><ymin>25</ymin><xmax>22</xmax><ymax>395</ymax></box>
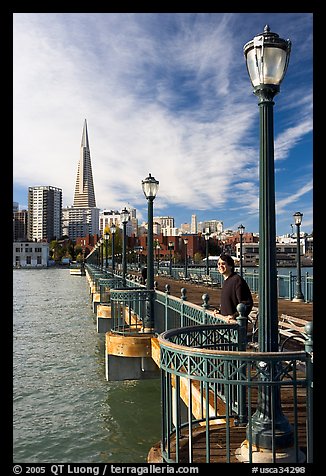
<box><xmin>142</xmin><ymin>173</ymin><xmax>159</xmax><ymax>332</ymax></box>
<box><xmin>183</xmin><ymin>238</ymin><xmax>188</xmax><ymax>279</ymax></box>
<box><xmin>204</xmin><ymin>232</ymin><xmax>210</xmax><ymax>276</ymax></box>
<box><xmin>243</xmin><ymin>25</ymin><xmax>294</xmax><ymax>456</ymax></box>
<box><xmin>120</xmin><ymin>207</ymin><xmax>130</xmax><ymax>287</ymax></box>
<box><xmin>238</xmin><ymin>224</ymin><xmax>245</xmax><ymax>278</ymax></box>
<box><xmin>292</xmin><ymin>211</ymin><xmax>304</xmax><ymax>302</ymax></box>
<box><xmin>110</xmin><ymin>223</ymin><xmax>116</xmax><ymax>272</ymax></box>
<box><xmin>168</xmin><ymin>241</ymin><xmax>174</xmax><ymax>276</ymax></box>
<box><xmin>156</xmin><ymin>241</ymin><xmax>160</xmax><ymax>273</ymax></box>
<box><xmin>100</xmin><ymin>238</ymin><xmax>104</xmax><ymax>270</ymax></box>
<box><xmin>104</xmin><ymin>231</ymin><xmax>109</xmax><ymax>270</ymax></box>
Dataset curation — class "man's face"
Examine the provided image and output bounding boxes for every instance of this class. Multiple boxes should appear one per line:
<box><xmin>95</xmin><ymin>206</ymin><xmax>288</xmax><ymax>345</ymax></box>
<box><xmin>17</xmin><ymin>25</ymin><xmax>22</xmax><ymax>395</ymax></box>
<box><xmin>217</xmin><ymin>259</ymin><xmax>231</xmax><ymax>276</ymax></box>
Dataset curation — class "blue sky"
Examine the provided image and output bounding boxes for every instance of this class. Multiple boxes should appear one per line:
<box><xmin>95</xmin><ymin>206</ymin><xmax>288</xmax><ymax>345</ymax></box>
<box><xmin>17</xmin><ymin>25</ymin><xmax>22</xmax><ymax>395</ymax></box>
<box><xmin>13</xmin><ymin>12</ymin><xmax>313</xmax><ymax>236</ymax></box>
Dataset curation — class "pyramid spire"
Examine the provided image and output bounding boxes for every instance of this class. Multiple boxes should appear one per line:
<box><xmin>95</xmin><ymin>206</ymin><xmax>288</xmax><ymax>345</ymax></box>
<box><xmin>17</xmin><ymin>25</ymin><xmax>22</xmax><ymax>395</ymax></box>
<box><xmin>81</xmin><ymin>118</ymin><xmax>89</xmax><ymax>149</ymax></box>
<box><xmin>73</xmin><ymin>119</ymin><xmax>96</xmax><ymax>207</ymax></box>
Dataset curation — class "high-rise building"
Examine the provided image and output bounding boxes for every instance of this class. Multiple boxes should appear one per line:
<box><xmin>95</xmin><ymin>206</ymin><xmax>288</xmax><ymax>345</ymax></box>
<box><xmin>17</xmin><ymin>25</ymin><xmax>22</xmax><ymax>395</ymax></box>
<box><xmin>28</xmin><ymin>186</ymin><xmax>62</xmax><ymax>242</ymax></box>
<box><xmin>63</xmin><ymin>119</ymin><xmax>100</xmax><ymax>240</ymax></box>
<box><xmin>13</xmin><ymin>209</ymin><xmax>28</xmax><ymax>241</ymax></box>
<box><xmin>73</xmin><ymin>119</ymin><xmax>96</xmax><ymax>207</ymax></box>
<box><xmin>191</xmin><ymin>214</ymin><xmax>197</xmax><ymax>234</ymax></box>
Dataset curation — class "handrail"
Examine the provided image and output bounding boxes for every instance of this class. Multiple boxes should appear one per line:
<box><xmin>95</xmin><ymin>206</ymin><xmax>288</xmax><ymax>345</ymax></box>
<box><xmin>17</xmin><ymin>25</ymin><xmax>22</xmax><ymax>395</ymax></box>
<box><xmin>158</xmin><ymin>324</ymin><xmax>312</xmax><ymax>463</ymax></box>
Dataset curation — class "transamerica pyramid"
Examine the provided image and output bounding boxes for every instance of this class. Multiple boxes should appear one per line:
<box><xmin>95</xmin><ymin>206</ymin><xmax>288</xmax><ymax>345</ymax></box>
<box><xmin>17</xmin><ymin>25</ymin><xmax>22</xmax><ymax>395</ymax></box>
<box><xmin>73</xmin><ymin>119</ymin><xmax>96</xmax><ymax>207</ymax></box>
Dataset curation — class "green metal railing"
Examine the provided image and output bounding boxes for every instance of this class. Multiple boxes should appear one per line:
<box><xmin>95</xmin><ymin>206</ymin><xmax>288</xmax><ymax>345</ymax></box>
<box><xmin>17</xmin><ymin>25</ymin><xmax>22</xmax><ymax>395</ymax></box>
<box><xmin>158</xmin><ymin>325</ymin><xmax>313</xmax><ymax>463</ymax></box>
<box><xmin>99</xmin><ymin>277</ymin><xmax>124</xmax><ymax>303</ymax></box>
<box><xmin>110</xmin><ymin>288</ymin><xmax>155</xmax><ymax>335</ymax></box>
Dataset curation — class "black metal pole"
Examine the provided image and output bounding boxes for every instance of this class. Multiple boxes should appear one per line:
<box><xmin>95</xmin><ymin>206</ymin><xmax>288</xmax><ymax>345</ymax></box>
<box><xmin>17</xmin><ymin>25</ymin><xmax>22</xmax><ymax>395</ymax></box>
<box><xmin>144</xmin><ymin>197</ymin><xmax>154</xmax><ymax>331</ymax></box>
<box><xmin>105</xmin><ymin>239</ymin><xmax>108</xmax><ymax>269</ymax></box>
<box><xmin>112</xmin><ymin>234</ymin><xmax>115</xmax><ymax>272</ymax></box>
<box><xmin>122</xmin><ymin>222</ymin><xmax>127</xmax><ymax>286</ymax></box>
<box><xmin>205</xmin><ymin>238</ymin><xmax>209</xmax><ymax>276</ymax></box>
<box><xmin>184</xmin><ymin>243</ymin><xmax>188</xmax><ymax>278</ymax></box>
<box><xmin>294</xmin><ymin>223</ymin><xmax>304</xmax><ymax>301</ymax></box>
<box><xmin>100</xmin><ymin>241</ymin><xmax>104</xmax><ymax>270</ymax></box>
<box><xmin>249</xmin><ymin>85</ymin><xmax>293</xmax><ymax>450</ymax></box>
<box><xmin>240</xmin><ymin>233</ymin><xmax>243</xmax><ymax>278</ymax></box>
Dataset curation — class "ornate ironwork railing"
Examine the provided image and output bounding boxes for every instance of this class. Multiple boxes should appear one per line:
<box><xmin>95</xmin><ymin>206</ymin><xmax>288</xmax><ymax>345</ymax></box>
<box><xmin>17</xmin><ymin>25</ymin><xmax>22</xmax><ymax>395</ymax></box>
<box><xmin>158</xmin><ymin>325</ymin><xmax>313</xmax><ymax>463</ymax></box>
<box><xmin>110</xmin><ymin>288</ymin><xmax>155</xmax><ymax>335</ymax></box>
<box><xmin>154</xmin><ymin>288</ymin><xmax>227</xmax><ymax>334</ymax></box>
<box><xmin>99</xmin><ymin>277</ymin><xmax>124</xmax><ymax>303</ymax></box>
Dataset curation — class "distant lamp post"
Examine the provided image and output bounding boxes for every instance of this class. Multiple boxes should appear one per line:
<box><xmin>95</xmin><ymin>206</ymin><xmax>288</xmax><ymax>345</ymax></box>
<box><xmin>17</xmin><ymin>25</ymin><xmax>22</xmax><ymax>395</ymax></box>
<box><xmin>242</xmin><ymin>25</ymin><xmax>294</xmax><ymax>457</ymax></box>
<box><xmin>238</xmin><ymin>224</ymin><xmax>245</xmax><ymax>278</ymax></box>
<box><xmin>204</xmin><ymin>232</ymin><xmax>210</xmax><ymax>276</ymax></box>
<box><xmin>184</xmin><ymin>238</ymin><xmax>188</xmax><ymax>279</ymax></box>
<box><xmin>100</xmin><ymin>237</ymin><xmax>104</xmax><ymax>270</ymax></box>
<box><xmin>120</xmin><ymin>207</ymin><xmax>130</xmax><ymax>286</ymax></box>
<box><xmin>292</xmin><ymin>212</ymin><xmax>304</xmax><ymax>302</ymax></box>
<box><xmin>156</xmin><ymin>241</ymin><xmax>160</xmax><ymax>273</ymax></box>
<box><xmin>142</xmin><ymin>173</ymin><xmax>159</xmax><ymax>332</ymax></box>
<box><xmin>104</xmin><ymin>232</ymin><xmax>109</xmax><ymax>270</ymax></box>
<box><xmin>168</xmin><ymin>241</ymin><xmax>174</xmax><ymax>276</ymax></box>
<box><xmin>110</xmin><ymin>223</ymin><xmax>116</xmax><ymax>272</ymax></box>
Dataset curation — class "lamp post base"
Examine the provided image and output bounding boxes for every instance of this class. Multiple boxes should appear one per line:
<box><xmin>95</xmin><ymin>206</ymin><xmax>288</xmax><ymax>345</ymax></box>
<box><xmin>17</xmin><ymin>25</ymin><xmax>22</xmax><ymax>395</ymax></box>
<box><xmin>235</xmin><ymin>440</ymin><xmax>305</xmax><ymax>463</ymax></box>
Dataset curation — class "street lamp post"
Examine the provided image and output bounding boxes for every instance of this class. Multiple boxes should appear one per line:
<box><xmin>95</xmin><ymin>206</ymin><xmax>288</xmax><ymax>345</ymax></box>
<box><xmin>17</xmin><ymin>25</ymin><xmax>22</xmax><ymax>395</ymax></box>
<box><xmin>110</xmin><ymin>223</ymin><xmax>116</xmax><ymax>272</ymax></box>
<box><xmin>204</xmin><ymin>233</ymin><xmax>209</xmax><ymax>276</ymax></box>
<box><xmin>184</xmin><ymin>238</ymin><xmax>188</xmax><ymax>279</ymax></box>
<box><xmin>104</xmin><ymin>232</ymin><xmax>109</xmax><ymax>270</ymax></box>
<box><xmin>243</xmin><ymin>25</ymin><xmax>294</xmax><ymax>456</ymax></box>
<box><xmin>168</xmin><ymin>241</ymin><xmax>174</xmax><ymax>276</ymax></box>
<box><xmin>238</xmin><ymin>224</ymin><xmax>245</xmax><ymax>278</ymax></box>
<box><xmin>142</xmin><ymin>173</ymin><xmax>159</xmax><ymax>332</ymax></box>
<box><xmin>156</xmin><ymin>241</ymin><xmax>160</xmax><ymax>273</ymax></box>
<box><xmin>100</xmin><ymin>238</ymin><xmax>104</xmax><ymax>270</ymax></box>
<box><xmin>120</xmin><ymin>207</ymin><xmax>130</xmax><ymax>287</ymax></box>
<box><xmin>292</xmin><ymin>211</ymin><xmax>304</xmax><ymax>302</ymax></box>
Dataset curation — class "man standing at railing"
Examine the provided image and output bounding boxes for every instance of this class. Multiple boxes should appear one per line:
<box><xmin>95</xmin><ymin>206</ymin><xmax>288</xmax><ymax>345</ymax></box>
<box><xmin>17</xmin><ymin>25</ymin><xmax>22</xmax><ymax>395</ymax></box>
<box><xmin>213</xmin><ymin>253</ymin><xmax>253</xmax><ymax>323</ymax></box>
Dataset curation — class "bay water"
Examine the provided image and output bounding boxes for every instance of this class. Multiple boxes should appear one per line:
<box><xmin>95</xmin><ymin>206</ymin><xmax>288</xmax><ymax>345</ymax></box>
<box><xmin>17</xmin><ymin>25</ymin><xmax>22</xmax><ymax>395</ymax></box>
<box><xmin>13</xmin><ymin>268</ymin><xmax>161</xmax><ymax>463</ymax></box>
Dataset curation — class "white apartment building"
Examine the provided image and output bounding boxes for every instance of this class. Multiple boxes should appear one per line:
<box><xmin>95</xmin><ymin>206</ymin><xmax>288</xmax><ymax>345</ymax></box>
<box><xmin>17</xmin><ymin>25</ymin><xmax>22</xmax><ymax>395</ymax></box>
<box><xmin>28</xmin><ymin>186</ymin><xmax>62</xmax><ymax>242</ymax></box>
<box><xmin>62</xmin><ymin>206</ymin><xmax>100</xmax><ymax>240</ymax></box>
<box><xmin>99</xmin><ymin>209</ymin><xmax>136</xmax><ymax>237</ymax></box>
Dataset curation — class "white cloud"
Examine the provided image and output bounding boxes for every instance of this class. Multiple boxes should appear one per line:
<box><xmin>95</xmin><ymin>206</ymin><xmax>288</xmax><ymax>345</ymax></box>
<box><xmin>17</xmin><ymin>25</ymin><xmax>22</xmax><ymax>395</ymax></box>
<box><xmin>13</xmin><ymin>13</ymin><xmax>313</xmax><ymax>235</ymax></box>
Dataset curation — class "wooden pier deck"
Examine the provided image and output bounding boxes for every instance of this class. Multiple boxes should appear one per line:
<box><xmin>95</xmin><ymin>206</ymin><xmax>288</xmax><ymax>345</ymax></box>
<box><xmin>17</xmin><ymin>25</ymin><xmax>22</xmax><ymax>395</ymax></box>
<box><xmin>152</xmin><ymin>273</ymin><xmax>313</xmax><ymax>322</ymax></box>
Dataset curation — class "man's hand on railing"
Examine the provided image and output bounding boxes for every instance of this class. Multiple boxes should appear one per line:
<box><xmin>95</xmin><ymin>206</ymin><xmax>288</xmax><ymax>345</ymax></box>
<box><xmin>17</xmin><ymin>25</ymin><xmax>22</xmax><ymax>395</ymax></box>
<box><xmin>212</xmin><ymin>308</ymin><xmax>237</xmax><ymax>324</ymax></box>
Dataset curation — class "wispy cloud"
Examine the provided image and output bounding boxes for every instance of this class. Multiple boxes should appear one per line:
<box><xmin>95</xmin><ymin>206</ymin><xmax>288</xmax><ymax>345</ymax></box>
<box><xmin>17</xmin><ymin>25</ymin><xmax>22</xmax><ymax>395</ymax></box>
<box><xmin>13</xmin><ymin>12</ymin><xmax>313</xmax><ymax>235</ymax></box>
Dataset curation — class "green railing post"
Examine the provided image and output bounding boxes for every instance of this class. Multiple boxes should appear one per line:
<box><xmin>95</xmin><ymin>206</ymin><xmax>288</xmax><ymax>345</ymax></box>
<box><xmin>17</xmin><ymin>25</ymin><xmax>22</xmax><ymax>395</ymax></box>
<box><xmin>202</xmin><ymin>293</ymin><xmax>209</xmax><ymax>324</ymax></box>
<box><xmin>304</xmin><ymin>321</ymin><xmax>313</xmax><ymax>462</ymax></box>
<box><xmin>165</xmin><ymin>284</ymin><xmax>170</xmax><ymax>331</ymax></box>
<box><xmin>236</xmin><ymin>303</ymin><xmax>248</xmax><ymax>424</ymax></box>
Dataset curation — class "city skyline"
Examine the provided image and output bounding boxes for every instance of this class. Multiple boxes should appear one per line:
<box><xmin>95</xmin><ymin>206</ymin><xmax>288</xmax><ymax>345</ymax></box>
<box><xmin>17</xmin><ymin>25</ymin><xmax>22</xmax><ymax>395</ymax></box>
<box><xmin>13</xmin><ymin>13</ymin><xmax>313</xmax><ymax>236</ymax></box>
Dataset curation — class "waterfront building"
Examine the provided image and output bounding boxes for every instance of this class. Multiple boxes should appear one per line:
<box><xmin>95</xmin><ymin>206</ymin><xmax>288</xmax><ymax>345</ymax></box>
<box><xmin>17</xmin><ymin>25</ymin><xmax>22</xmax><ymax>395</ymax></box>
<box><xmin>13</xmin><ymin>241</ymin><xmax>49</xmax><ymax>267</ymax></box>
<box><xmin>28</xmin><ymin>186</ymin><xmax>62</xmax><ymax>242</ymax></box>
<box><xmin>236</xmin><ymin>242</ymin><xmax>304</xmax><ymax>267</ymax></box>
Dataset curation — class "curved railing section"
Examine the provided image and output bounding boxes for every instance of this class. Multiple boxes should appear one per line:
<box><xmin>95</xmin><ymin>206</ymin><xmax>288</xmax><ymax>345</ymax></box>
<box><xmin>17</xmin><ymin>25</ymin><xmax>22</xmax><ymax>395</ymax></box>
<box><xmin>158</xmin><ymin>325</ymin><xmax>313</xmax><ymax>463</ymax></box>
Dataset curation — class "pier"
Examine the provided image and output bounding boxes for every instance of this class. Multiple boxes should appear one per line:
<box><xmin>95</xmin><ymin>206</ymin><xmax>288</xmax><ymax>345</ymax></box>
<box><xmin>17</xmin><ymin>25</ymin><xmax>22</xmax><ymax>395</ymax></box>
<box><xmin>82</xmin><ymin>263</ymin><xmax>313</xmax><ymax>464</ymax></box>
